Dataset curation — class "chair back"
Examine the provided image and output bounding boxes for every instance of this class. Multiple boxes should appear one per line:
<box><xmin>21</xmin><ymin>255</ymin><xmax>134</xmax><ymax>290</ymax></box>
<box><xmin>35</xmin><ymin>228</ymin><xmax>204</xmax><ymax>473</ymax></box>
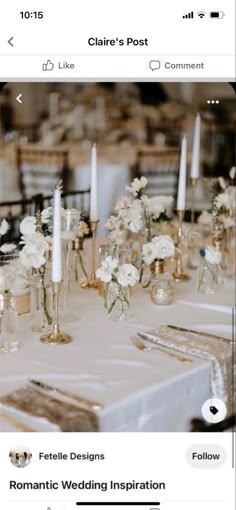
<box><xmin>136</xmin><ymin>147</ymin><xmax>180</xmax><ymax>197</ymax></box>
<box><xmin>17</xmin><ymin>146</ymin><xmax>69</xmax><ymax>199</ymax></box>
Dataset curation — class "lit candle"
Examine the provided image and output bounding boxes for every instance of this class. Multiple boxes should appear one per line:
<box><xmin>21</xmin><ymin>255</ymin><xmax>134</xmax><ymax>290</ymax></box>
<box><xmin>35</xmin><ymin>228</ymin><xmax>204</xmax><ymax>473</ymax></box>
<box><xmin>190</xmin><ymin>113</ymin><xmax>201</xmax><ymax>179</ymax></box>
<box><xmin>52</xmin><ymin>188</ymin><xmax>62</xmax><ymax>283</ymax></box>
<box><xmin>177</xmin><ymin>135</ymin><xmax>187</xmax><ymax>210</ymax></box>
<box><xmin>90</xmin><ymin>143</ymin><xmax>98</xmax><ymax>221</ymax></box>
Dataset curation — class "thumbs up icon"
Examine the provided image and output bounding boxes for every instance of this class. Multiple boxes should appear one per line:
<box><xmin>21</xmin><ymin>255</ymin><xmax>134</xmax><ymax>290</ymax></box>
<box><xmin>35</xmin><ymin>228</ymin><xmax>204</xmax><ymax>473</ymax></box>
<box><xmin>42</xmin><ymin>59</ymin><xmax>54</xmax><ymax>71</ymax></box>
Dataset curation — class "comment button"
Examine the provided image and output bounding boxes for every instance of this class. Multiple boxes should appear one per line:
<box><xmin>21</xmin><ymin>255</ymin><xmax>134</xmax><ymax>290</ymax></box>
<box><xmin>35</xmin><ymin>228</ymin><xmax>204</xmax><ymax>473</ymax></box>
<box><xmin>149</xmin><ymin>60</ymin><xmax>161</xmax><ymax>71</ymax></box>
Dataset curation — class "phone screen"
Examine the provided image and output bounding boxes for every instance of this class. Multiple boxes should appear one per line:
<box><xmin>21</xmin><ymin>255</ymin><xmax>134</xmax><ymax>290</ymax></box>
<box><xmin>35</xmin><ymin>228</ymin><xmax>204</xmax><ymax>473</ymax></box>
<box><xmin>0</xmin><ymin>2</ymin><xmax>235</xmax><ymax>509</ymax></box>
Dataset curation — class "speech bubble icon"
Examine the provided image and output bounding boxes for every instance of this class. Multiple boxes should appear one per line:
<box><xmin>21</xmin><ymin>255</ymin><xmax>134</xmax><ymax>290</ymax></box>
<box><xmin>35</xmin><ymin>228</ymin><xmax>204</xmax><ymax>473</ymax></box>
<box><xmin>149</xmin><ymin>60</ymin><xmax>161</xmax><ymax>71</ymax></box>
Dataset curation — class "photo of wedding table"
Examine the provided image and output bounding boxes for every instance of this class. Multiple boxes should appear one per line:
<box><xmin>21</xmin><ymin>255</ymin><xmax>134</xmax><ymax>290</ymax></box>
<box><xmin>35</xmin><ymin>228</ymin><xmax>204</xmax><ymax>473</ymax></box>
<box><xmin>0</xmin><ymin>262</ymin><xmax>234</xmax><ymax>432</ymax></box>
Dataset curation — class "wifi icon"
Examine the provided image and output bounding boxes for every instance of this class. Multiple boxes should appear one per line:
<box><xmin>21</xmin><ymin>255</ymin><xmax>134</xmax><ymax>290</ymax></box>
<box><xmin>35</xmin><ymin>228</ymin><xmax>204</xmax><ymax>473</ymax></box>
<box><xmin>197</xmin><ymin>11</ymin><xmax>206</xmax><ymax>18</ymax></box>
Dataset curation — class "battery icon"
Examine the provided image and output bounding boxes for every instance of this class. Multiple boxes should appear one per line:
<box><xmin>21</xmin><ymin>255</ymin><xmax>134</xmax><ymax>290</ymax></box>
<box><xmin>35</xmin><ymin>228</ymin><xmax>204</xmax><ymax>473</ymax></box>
<box><xmin>210</xmin><ymin>11</ymin><xmax>225</xmax><ymax>18</ymax></box>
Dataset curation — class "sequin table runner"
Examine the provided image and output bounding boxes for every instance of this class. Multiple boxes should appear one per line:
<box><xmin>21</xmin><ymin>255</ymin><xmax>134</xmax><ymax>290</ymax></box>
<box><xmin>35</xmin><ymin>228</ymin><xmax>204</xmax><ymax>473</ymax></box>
<box><xmin>143</xmin><ymin>325</ymin><xmax>234</xmax><ymax>413</ymax></box>
<box><xmin>1</xmin><ymin>385</ymin><xmax>98</xmax><ymax>432</ymax></box>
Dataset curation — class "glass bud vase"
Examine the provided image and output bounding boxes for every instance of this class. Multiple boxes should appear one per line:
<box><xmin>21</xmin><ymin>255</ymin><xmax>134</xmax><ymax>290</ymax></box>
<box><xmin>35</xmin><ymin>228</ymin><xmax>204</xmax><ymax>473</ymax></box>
<box><xmin>30</xmin><ymin>270</ymin><xmax>53</xmax><ymax>332</ymax></box>
<box><xmin>0</xmin><ymin>291</ymin><xmax>18</xmax><ymax>353</ymax></box>
<box><xmin>196</xmin><ymin>259</ymin><xmax>218</xmax><ymax>294</ymax></box>
<box><xmin>71</xmin><ymin>237</ymin><xmax>88</xmax><ymax>285</ymax></box>
<box><xmin>150</xmin><ymin>260</ymin><xmax>175</xmax><ymax>305</ymax></box>
<box><xmin>107</xmin><ymin>282</ymin><xmax>131</xmax><ymax>322</ymax></box>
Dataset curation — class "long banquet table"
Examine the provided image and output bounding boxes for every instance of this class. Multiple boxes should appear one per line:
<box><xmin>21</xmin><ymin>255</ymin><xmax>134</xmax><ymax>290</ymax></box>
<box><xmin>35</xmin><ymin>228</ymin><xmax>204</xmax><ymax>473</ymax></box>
<box><xmin>0</xmin><ymin>270</ymin><xmax>234</xmax><ymax>433</ymax></box>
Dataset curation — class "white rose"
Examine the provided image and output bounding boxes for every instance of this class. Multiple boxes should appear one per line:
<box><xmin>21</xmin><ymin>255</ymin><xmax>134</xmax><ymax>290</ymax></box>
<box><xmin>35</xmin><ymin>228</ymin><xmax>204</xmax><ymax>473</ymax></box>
<box><xmin>214</xmin><ymin>192</ymin><xmax>230</xmax><ymax>211</ymax></box>
<box><xmin>205</xmin><ymin>246</ymin><xmax>222</xmax><ymax>265</ymax></box>
<box><xmin>0</xmin><ymin>219</ymin><xmax>9</xmax><ymax>236</ymax></box>
<box><xmin>20</xmin><ymin>216</ymin><xmax>36</xmax><ymax>236</ymax></box>
<box><xmin>142</xmin><ymin>242</ymin><xmax>157</xmax><ymax>264</ymax></box>
<box><xmin>146</xmin><ymin>197</ymin><xmax>165</xmax><ymax>219</ymax></box>
<box><xmin>96</xmin><ymin>256</ymin><xmax>119</xmax><ymax>283</ymax></box>
<box><xmin>19</xmin><ymin>244</ymin><xmax>46</xmax><ymax>269</ymax></box>
<box><xmin>152</xmin><ymin>235</ymin><xmax>175</xmax><ymax>259</ymax></box>
<box><xmin>117</xmin><ymin>263</ymin><xmax>139</xmax><ymax>287</ymax></box>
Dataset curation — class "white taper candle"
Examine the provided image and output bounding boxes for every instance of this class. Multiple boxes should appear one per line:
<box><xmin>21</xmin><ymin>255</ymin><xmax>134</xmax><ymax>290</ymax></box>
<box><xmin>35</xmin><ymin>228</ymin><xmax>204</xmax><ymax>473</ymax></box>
<box><xmin>90</xmin><ymin>144</ymin><xmax>98</xmax><ymax>221</ymax></box>
<box><xmin>190</xmin><ymin>113</ymin><xmax>201</xmax><ymax>179</ymax></box>
<box><xmin>177</xmin><ymin>135</ymin><xmax>187</xmax><ymax>210</ymax></box>
<box><xmin>52</xmin><ymin>188</ymin><xmax>62</xmax><ymax>283</ymax></box>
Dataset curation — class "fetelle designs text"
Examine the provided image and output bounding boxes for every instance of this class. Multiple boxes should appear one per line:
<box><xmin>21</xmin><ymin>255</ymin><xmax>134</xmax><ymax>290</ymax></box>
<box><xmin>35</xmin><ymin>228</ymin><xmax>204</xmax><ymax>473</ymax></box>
<box><xmin>10</xmin><ymin>480</ymin><xmax>166</xmax><ymax>491</ymax></box>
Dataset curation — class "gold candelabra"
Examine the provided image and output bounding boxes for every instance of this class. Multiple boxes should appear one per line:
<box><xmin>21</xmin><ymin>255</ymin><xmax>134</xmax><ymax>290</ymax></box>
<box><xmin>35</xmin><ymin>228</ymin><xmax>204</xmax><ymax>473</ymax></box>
<box><xmin>173</xmin><ymin>210</ymin><xmax>191</xmax><ymax>282</ymax></box>
<box><xmin>81</xmin><ymin>220</ymin><xmax>100</xmax><ymax>289</ymax></box>
<box><xmin>40</xmin><ymin>283</ymin><xmax>73</xmax><ymax>345</ymax></box>
<box><xmin>190</xmin><ymin>177</ymin><xmax>198</xmax><ymax>226</ymax></box>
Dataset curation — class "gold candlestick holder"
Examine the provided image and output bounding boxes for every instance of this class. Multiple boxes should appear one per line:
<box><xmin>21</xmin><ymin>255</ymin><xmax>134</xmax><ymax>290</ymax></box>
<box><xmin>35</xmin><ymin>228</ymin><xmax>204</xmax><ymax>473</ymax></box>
<box><xmin>190</xmin><ymin>177</ymin><xmax>198</xmax><ymax>226</ymax></box>
<box><xmin>81</xmin><ymin>220</ymin><xmax>100</xmax><ymax>289</ymax></box>
<box><xmin>40</xmin><ymin>283</ymin><xmax>73</xmax><ymax>345</ymax></box>
<box><xmin>173</xmin><ymin>210</ymin><xmax>191</xmax><ymax>282</ymax></box>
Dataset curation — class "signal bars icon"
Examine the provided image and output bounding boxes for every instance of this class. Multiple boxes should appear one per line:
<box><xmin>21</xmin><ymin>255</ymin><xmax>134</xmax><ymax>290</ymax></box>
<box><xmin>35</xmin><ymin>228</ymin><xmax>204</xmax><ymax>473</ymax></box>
<box><xmin>183</xmin><ymin>11</ymin><xmax>194</xmax><ymax>18</ymax></box>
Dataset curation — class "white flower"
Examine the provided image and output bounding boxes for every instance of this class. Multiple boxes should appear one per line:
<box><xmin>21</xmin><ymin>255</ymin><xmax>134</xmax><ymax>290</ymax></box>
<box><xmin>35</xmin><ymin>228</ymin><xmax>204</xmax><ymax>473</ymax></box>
<box><xmin>20</xmin><ymin>216</ymin><xmax>36</xmax><ymax>236</ymax></box>
<box><xmin>197</xmin><ymin>210</ymin><xmax>212</xmax><ymax>226</ymax></box>
<box><xmin>152</xmin><ymin>235</ymin><xmax>175</xmax><ymax>259</ymax></box>
<box><xmin>205</xmin><ymin>246</ymin><xmax>222</xmax><ymax>265</ymax></box>
<box><xmin>19</xmin><ymin>233</ymin><xmax>49</xmax><ymax>269</ymax></box>
<box><xmin>0</xmin><ymin>219</ymin><xmax>9</xmax><ymax>236</ymax></box>
<box><xmin>117</xmin><ymin>263</ymin><xmax>139</xmax><ymax>287</ymax></box>
<box><xmin>115</xmin><ymin>196</ymin><xmax>132</xmax><ymax>211</ymax></box>
<box><xmin>126</xmin><ymin>176</ymin><xmax>148</xmax><ymax>196</ymax></box>
<box><xmin>214</xmin><ymin>192</ymin><xmax>230</xmax><ymax>211</ymax></box>
<box><xmin>126</xmin><ymin>206</ymin><xmax>143</xmax><ymax>233</ymax></box>
<box><xmin>143</xmin><ymin>196</ymin><xmax>165</xmax><ymax>219</ymax></box>
<box><xmin>229</xmin><ymin>166</ymin><xmax>236</xmax><ymax>180</ymax></box>
<box><xmin>142</xmin><ymin>242</ymin><xmax>157</xmax><ymax>264</ymax></box>
<box><xmin>78</xmin><ymin>221</ymin><xmax>89</xmax><ymax>237</ymax></box>
<box><xmin>107</xmin><ymin>229</ymin><xmax>125</xmax><ymax>246</ymax></box>
<box><xmin>0</xmin><ymin>243</ymin><xmax>17</xmax><ymax>254</ymax></box>
<box><xmin>41</xmin><ymin>207</ymin><xmax>52</xmax><ymax>224</ymax></box>
<box><xmin>96</xmin><ymin>256</ymin><xmax>119</xmax><ymax>283</ymax></box>
<box><xmin>106</xmin><ymin>215</ymin><xmax>122</xmax><ymax>231</ymax></box>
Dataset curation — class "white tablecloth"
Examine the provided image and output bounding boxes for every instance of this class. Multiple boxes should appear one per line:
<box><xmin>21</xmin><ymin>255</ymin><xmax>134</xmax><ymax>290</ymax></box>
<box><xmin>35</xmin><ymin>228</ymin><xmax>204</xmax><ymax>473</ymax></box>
<box><xmin>0</xmin><ymin>273</ymin><xmax>234</xmax><ymax>432</ymax></box>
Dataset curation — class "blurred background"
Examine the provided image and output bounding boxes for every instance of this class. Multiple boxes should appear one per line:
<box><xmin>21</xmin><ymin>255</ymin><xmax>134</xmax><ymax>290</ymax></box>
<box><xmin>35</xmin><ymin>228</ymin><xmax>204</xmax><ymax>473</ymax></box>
<box><xmin>0</xmin><ymin>82</ymin><xmax>235</xmax><ymax>235</ymax></box>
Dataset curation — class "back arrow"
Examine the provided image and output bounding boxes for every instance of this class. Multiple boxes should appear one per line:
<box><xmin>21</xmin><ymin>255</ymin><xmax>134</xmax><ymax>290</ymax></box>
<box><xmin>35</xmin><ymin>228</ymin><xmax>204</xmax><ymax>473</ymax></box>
<box><xmin>16</xmin><ymin>94</ymin><xmax>22</xmax><ymax>104</ymax></box>
<box><xmin>8</xmin><ymin>37</ymin><xmax>14</xmax><ymax>47</ymax></box>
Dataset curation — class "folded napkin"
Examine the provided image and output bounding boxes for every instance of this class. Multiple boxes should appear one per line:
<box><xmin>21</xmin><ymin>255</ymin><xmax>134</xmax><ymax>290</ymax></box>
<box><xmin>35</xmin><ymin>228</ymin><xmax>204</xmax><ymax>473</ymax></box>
<box><xmin>1</xmin><ymin>385</ymin><xmax>98</xmax><ymax>432</ymax></box>
<box><xmin>140</xmin><ymin>325</ymin><xmax>234</xmax><ymax>413</ymax></box>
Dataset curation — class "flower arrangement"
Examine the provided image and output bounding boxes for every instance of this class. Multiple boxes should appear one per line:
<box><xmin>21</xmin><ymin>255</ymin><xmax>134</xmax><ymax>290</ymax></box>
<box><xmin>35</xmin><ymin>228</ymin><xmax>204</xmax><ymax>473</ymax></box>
<box><xmin>106</xmin><ymin>176</ymin><xmax>174</xmax><ymax>246</ymax></box>
<box><xmin>142</xmin><ymin>235</ymin><xmax>175</xmax><ymax>265</ymax></box>
<box><xmin>96</xmin><ymin>256</ymin><xmax>139</xmax><ymax>319</ymax></box>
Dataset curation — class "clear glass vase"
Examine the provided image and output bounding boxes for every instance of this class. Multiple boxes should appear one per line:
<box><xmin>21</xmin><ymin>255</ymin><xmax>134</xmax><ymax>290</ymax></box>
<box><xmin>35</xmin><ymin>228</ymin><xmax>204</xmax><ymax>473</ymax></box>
<box><xmin>71</xmin><ymin>237</ymin><xmax>89</xmax><ymax>285</ymax></box>
<box><xmin>30</xmin><ymin>270</ymin><xmax>53</xmax><ymax>332</ymax></box>
<box><xmin>107</xmin><ymin>282</ymin><xmax>131</xmax><ymax>322</ymax></box>
<box><xmin>150</xmin><ymin>260</ymin><xmax>175</xmax><ymax>305</ymax></box>
<box><xmin>196</xmin><ymin>259</ymin><xmax>218</xmax><ymax>294</ymax></box>
<box><xmin>0</xmin><ymin>291</ymin><xmax>18</xmax><ymax>353</ymax></box>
